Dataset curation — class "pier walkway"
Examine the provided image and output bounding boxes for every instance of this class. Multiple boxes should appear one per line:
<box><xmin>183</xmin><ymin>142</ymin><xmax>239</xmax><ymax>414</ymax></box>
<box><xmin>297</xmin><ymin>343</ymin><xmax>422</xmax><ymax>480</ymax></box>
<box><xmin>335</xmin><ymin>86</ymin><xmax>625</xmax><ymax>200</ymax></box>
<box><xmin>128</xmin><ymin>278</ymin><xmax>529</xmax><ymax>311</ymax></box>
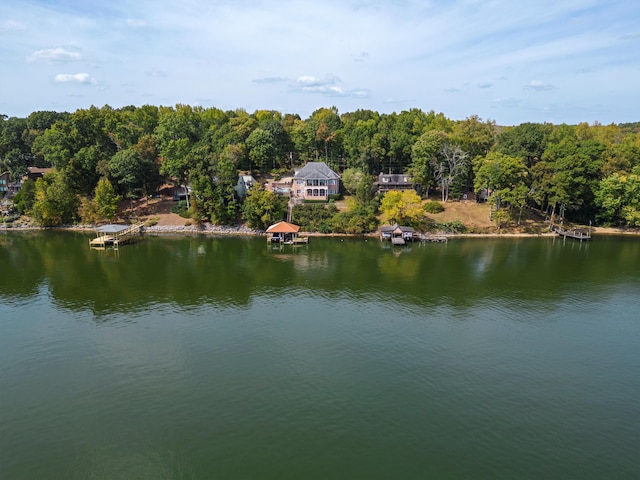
<box><xmin>552</xmin><ymin>225</ymin><xmax>591</xmax><ymax>241</ymax></box>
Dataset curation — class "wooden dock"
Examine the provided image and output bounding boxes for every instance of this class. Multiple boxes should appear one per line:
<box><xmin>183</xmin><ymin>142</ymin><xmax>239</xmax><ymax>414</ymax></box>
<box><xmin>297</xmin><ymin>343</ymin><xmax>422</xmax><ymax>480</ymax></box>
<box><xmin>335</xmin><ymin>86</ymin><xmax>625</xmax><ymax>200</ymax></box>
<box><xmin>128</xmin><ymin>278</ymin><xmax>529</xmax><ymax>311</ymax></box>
<box><xmin>90</xmin><ymin>223</ymin><xmax>144</xmax><ymax>248</ymax></box>
<box><xmin>417</xmin><ymin>234</ymin><xmax>448</xmax><ymax>243</ymax></box>
<box><xmin>552</xmin><ymin>225</ymin><xmax>591</xmax><ymax>241</ymax></box>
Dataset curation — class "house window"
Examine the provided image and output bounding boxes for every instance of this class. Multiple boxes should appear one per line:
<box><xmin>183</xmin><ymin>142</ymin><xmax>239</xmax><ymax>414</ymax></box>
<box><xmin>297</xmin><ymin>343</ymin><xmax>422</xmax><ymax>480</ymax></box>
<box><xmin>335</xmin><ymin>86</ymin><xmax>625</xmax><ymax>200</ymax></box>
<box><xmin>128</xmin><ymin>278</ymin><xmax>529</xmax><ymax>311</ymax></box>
<box><xmin>313</xmin><ymin>189</ymin><xmax>319</xmax><ymax>196</ymax></box>
<box><xmin>320</xmin><ymin>189</ymin><xmax>325</xmax><ymax>197</ymax></box>
<box><xmin>306</xmin><ymin>189</ymin><xmax>312</xmax><ymax>196</ymax></box>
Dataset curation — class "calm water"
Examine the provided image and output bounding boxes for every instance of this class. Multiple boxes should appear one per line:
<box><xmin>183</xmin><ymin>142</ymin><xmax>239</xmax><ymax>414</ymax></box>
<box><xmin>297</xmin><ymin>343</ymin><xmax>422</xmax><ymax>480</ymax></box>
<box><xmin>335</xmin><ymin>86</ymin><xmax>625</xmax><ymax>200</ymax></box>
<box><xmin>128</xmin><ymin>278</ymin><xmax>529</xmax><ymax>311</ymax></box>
<box><xmin>1</xmin><ymin>232</ymin><xmax>639</xmax><ymax>479</ymax></box>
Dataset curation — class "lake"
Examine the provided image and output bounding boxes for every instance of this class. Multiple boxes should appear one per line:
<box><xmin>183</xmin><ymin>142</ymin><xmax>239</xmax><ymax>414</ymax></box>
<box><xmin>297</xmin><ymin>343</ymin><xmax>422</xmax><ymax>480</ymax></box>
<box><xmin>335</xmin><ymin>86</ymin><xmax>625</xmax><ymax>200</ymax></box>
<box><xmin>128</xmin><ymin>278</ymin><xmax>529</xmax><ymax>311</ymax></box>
<box><xmin>1</xmin><ymin>231</ymin><xmax>639</xmax><ymax>479</ymax></box>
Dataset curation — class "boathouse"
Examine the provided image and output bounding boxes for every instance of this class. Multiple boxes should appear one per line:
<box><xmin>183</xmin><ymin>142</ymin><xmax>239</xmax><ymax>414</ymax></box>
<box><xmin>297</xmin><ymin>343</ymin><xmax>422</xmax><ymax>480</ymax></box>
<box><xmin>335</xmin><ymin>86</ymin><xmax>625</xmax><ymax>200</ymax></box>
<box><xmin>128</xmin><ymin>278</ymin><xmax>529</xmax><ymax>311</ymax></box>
<box><xmin>379</xmin><ymin>223</ymin><xmax>415</xmax><ymax>245</ymax></box>
<box><xmin>266</xmin><ymin>221</ymin><xmax>308</xmax><ymax>244</ymax></box>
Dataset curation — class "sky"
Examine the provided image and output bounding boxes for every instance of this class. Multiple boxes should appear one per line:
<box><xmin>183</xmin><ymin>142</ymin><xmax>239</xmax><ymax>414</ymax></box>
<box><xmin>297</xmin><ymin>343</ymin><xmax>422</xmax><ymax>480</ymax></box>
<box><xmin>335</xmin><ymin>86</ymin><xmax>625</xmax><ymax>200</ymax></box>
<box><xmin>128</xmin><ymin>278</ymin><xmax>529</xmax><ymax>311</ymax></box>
<box><xmin>1</xmin><ymin>0</ymin><xmax>639</xmax><ymax>125</ymax></box>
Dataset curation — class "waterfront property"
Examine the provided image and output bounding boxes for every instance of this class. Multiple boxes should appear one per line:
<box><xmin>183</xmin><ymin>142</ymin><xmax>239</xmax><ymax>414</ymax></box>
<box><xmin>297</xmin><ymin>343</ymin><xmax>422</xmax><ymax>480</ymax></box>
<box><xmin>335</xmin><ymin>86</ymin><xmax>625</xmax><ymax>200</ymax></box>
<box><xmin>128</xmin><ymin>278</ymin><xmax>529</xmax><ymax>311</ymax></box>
<box><xmin>379</xmin><ymin>223</ymin><xmax>415</xmax><ymax>245</ymax></box>
<box><xmin>89</xmin><ymin>223</ymin><xmax>144</xmax><ymax>248</ymax></box>
<box><xmin>292</xmin><ymin>162</ymin><xmax>340</xmax><ymax>201</ymax></box>
<box><xmin>375</xmin><ymin>172</ymin><xmax>417</xmax><ymax>194</ymax></box>
<box><xmin>266</xmin><ymin>221</ymin><xmax>308</xmax><ymax>244</ymax></box>
<box><xmin>0</xmin><ymin>171</ymin><xmax>9</xmax><ymax>196</ymax></box>
<box><xmin>233</xmin><ymin>174</ymin><xmax>257</xmax><ymax>198</ymax></box>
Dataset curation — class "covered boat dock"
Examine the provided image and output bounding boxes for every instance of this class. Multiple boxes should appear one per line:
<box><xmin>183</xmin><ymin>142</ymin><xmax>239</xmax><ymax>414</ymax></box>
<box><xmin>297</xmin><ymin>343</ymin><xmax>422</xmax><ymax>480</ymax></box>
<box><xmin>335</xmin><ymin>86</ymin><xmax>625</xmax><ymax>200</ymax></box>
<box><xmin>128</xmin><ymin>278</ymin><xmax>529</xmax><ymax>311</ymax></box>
<box><xmin>89</xmin><ymin>223</ymin><xmax>144</xmax><ymax>248</ymax></box>
<box><xmin>266</xmin><ymin>221</ymin><xmax>308</xmax><ymax>244</ymax></box>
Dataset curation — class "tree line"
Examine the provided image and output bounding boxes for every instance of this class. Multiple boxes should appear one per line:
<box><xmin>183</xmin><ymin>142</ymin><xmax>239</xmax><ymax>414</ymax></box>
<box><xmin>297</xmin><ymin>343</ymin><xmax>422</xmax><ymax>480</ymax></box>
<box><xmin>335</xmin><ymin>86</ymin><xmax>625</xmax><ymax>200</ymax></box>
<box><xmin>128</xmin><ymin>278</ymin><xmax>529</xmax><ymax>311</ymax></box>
<box><xmin>1</xmin><ymin>105</ymin><xmax>639</xmax><ymax>229</ymax></box>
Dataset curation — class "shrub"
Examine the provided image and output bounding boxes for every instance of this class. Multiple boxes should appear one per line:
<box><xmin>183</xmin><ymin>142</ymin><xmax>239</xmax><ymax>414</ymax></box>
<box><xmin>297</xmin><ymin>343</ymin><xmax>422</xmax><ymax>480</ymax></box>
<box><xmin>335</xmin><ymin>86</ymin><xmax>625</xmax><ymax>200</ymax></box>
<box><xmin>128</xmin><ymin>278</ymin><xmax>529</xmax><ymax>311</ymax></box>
<box><xmin>423</xmin><ymin>200</ymin><xmax>445</xmax><ymax>213</ymax></box>
<box><xmin>436</xmin><ymin>220</ymin><xmax>466</xmax><ymax>233</ymax></box>
<box><xmin>171</xmin><ymin>200</ymin><xmax>190</xmax><ymax>218</ymax></box>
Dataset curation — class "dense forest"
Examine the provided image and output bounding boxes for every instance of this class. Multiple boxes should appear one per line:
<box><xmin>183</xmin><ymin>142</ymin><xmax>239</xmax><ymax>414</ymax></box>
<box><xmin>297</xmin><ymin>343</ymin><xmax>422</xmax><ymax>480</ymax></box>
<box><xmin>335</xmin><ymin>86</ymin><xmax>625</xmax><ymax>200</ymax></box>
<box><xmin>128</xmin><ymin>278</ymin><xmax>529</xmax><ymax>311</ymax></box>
<box><xmin>1</xmin><ymin>105</ymin><xmax>639</xmax><ymax>230</ymax></box>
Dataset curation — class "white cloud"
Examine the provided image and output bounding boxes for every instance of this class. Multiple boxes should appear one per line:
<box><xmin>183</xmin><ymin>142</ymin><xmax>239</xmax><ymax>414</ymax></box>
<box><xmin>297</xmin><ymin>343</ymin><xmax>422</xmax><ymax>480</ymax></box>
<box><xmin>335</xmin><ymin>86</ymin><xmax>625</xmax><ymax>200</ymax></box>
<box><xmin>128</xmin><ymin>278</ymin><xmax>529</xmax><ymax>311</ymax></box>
<box><xmin>54</xmin><ymin>73</ymin><xmax>96</xmax><ymax>84</ymax></box>
<box><xmin>290</xmin><ymin>75</ymin><xmax>369</xmax><ymax>98</ymax></box>
<box><xmin>1</xmin><ymin>0</ymin><xmax>639</xmax><ymax>124</ymax></box>
<box><xmin>252</xmin><ymin>77</ymin><xmax>288</xmax><ymax>84</ymax></box>
<box><xmin>145</xmin><ymin>69</ymin><xmax>167</xmax><ymax>78</ymax></box>
<box><xmin>126</xmin><ymin>18</ymin><xmax>146</xmax><ymax>28</ymax></box>
<box><xmin>0</xmin><ymin>19</ymin><xmax>25</xmax><ymax>31</ymax></box>
<box><xmin>526</xmin><ymin>80</ymin><xmax>556</xmax><ymax>91</ymax></box>
<box><xmin>28</xmin><ymin>48</ymin><xmax>82</xmax><ymax>63</ymax></box>
<box><xmin>353</xmin><ymin>52</ymin><xmax>370</xmax><ymax>62</ymax></box>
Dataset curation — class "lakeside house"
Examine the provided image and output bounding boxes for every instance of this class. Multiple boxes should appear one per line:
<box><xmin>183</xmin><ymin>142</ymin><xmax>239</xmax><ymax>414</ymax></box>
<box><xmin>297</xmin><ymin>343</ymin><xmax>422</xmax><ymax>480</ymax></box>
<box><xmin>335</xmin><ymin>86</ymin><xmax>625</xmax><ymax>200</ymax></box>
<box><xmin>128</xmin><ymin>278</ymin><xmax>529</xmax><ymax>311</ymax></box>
<box><xmin>0</xmin><ymin>171</ymin><xmax>10</xmax><ymax>197</ymax></box>
<box><xmin>1</xmin><ymin>167</ymin><xmax>54</xmax><ymax>198</ymax></box>
<box><xmin>292</xmin><ymin>162</ymin><xmax>340</xmax><ymax>201</ymax></box>
<box><xmin>234</xmin><ymin>174</ymin><xmax>257</xmax><ymax>198</ymax></box>
<box><xmin>376</xmin><ymin>173</ymin><xmax>417</xmax><ymax>194</ymax></box>
<box><xmin>26</xmin><ymin>167</ymin><xmax>54</xmax><ymax>182</ymax></box>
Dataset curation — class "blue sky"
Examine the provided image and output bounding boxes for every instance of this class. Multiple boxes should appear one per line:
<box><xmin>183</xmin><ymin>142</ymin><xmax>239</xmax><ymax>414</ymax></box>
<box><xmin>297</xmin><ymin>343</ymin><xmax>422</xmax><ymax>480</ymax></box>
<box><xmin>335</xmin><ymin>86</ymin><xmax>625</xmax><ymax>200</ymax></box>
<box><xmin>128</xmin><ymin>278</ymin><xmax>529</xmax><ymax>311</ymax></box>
<box><xmin>1</xmin><ymin>0</ymin><xmax>639</xmax><ymax>125</ymax></box>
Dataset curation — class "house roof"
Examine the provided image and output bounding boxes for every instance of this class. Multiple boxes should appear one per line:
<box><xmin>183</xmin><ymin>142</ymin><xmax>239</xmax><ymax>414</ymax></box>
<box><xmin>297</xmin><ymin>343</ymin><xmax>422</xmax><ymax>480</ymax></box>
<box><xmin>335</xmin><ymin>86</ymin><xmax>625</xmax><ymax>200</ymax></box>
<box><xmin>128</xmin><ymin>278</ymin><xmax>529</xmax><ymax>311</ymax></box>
<box><xmin>376</xmin><ymin>173</ymin><xmax>412</xmax><ymax>184</ymax></box>
<box><xmin>293</xmin><ymin>162</ymin><xmax>340</xmax><ymax>180</ymax></box>
<box><xmin>379</xmin><ymin>223</ymin><xmax>414</xmax><ymax>233</ymax></box>
<box><xmin>266</xmin><ymin>221</ymin><xmax>300</xmax><ymax>233</ymax></box>
<box><xmin>27</xmin><ymin>167</ymin><xmax>54</xmax><ymax>175</ymax></box>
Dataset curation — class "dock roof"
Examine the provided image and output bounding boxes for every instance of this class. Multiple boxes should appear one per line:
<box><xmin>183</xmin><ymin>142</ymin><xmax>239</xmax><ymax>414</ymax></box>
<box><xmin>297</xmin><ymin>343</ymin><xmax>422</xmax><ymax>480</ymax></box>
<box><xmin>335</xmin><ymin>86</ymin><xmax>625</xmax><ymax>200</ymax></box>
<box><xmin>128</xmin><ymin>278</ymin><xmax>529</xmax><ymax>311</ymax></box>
<box><xmin>266</xmin><ymin>221</ymin><xmax>300</xmax><ymax>233</ymax></box>
<box><xmin>96</xmin><ymin>224</ymin><xmax>130</xmax><ymax>234</ymax></box>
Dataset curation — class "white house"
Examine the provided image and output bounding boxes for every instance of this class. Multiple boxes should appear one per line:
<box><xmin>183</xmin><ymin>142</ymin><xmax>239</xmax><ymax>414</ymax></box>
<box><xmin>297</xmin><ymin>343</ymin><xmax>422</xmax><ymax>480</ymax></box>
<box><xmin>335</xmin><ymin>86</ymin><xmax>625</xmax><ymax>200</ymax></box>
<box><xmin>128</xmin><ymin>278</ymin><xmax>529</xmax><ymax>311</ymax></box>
<box><xmin>234</xmin><ymin>174</ymin><xmax>257</xmax><ymax>198</ymax></box>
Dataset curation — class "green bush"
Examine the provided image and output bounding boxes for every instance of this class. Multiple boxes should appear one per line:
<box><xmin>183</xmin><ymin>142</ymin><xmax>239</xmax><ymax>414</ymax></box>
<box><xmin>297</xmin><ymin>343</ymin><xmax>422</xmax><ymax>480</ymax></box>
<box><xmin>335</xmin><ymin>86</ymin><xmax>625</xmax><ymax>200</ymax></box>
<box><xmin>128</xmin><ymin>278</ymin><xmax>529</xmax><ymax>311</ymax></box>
<box><xmin>171</xmin><ymin>200</ymin><xmax>190</xmax><ymax>218</ymax></box>
<box><xmin>435</xmin><ymin>220</ymin><xmax>466</xmax><ymax>233</ymax></box>
<box><xmin>423</xmin><ymin>200</ymin><xmax>445</xmax><ymax>213</ymax></box>
<box><xmin>292</xmin><ymin>204</ymin><xmax>337</xmax><ymax>231</ymax></box>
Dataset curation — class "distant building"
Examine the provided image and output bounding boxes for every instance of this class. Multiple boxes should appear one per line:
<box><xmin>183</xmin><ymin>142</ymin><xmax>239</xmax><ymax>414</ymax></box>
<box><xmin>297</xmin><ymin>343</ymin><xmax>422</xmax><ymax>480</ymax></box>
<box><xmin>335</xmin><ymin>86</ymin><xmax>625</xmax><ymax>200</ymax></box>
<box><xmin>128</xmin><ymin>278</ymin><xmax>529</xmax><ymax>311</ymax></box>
<box><xmin>375</xmin><ymin>172</ymin><xmax>417</xmax><ymax>194</ymax></box>
<box><xmin>0</xmin><ymin>171</ymin><xmax>9</xmax><ymax>196</ymax></box>
<box><xmin>292</xmin><ymin>162</ymin><xmax>340</xmax><ymax>201</ymax></box>
<box><xmin>25</xmin><ymin>167</ymin><xmax>54</xmax><ymax>182</ymax></box>
<box><xmin>1</xmin><ymin>171</ymin><xmax>27</xmax><ymax>198</ymax></box>
<box><xmin>233</xmin><ymin>174</ymin><xmax>257</xmax><ymax>198</ymax></box>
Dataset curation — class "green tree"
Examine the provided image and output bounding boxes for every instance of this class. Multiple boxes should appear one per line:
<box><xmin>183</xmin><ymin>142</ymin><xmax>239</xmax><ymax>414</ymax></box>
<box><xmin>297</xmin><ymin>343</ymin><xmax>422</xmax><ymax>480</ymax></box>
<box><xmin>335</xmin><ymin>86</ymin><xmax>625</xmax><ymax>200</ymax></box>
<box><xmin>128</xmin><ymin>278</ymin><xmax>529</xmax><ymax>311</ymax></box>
<box><xmin>409</xmin><ymin>130</ymin><xmax>448</xmax><ymax>197</ymax></box>
<box><xmin>496</xmin><ymin>122</ymin><xmax>552</xmax><ymax>167</ymax></box>
<box><xmin>355</xmin><ymin>173</ymin><xmax>376</xmax><ymax>205</ymax></box>
<box><xmin>474</xmin><ymin>152</ymin><xmax>529</xmax><ymax>221</ymax></box>
<box><xmin>341</xmin><ymin>168</ymin><xmax>365</xmax><ymax>195</ymax></box>
<box><xmin>12</xmin><ymin>178</ymin><xmax>36</xmax><ymax>214</ymax></box>
<box><xmin>331</xmin><ymin>201</ymin><xmax>378</xmax><ymax>234</ymax></box>
<box><xmin>241</xmin><ymin>188</ymin><xmax>287</xmax><ymax>230</ymax></box>
<box><xmin>31</xmin><ymin>172</ymin><xmax>79</xmax><ymax>226</ymax></box>
<box><xmin>594</xmin><ymin>167</ymin><xmax>640</xmax><ymax>225</ymax></box>
<box><xmin>94</xmin><ymin>177</ymin><xmax>121</xmax><ymax>222</ymax></box>
<box><xmin>246</xmin><ymin>128</ymin><xmax>275</xmax><ymax>170</ymax></box>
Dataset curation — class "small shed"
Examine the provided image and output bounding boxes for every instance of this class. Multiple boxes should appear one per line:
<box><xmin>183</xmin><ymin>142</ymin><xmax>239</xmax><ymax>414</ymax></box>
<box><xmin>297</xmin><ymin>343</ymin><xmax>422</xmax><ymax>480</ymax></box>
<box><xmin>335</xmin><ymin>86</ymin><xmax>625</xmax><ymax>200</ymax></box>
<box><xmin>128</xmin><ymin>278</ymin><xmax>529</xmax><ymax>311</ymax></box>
<box><xmin>266</xmin><ymin>221</ymin><xmax>308</xmax><ymax>244</ymax></box>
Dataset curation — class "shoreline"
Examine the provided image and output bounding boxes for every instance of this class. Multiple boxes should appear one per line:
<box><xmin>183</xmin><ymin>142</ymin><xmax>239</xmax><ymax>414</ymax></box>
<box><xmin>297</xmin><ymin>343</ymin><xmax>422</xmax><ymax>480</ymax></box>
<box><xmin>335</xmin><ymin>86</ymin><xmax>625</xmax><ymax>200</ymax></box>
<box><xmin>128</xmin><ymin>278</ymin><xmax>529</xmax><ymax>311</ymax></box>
<box><xmin>3</xmin><ymin>222</ymin><xmax>638</xmax><ymax>238</ymax></box>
